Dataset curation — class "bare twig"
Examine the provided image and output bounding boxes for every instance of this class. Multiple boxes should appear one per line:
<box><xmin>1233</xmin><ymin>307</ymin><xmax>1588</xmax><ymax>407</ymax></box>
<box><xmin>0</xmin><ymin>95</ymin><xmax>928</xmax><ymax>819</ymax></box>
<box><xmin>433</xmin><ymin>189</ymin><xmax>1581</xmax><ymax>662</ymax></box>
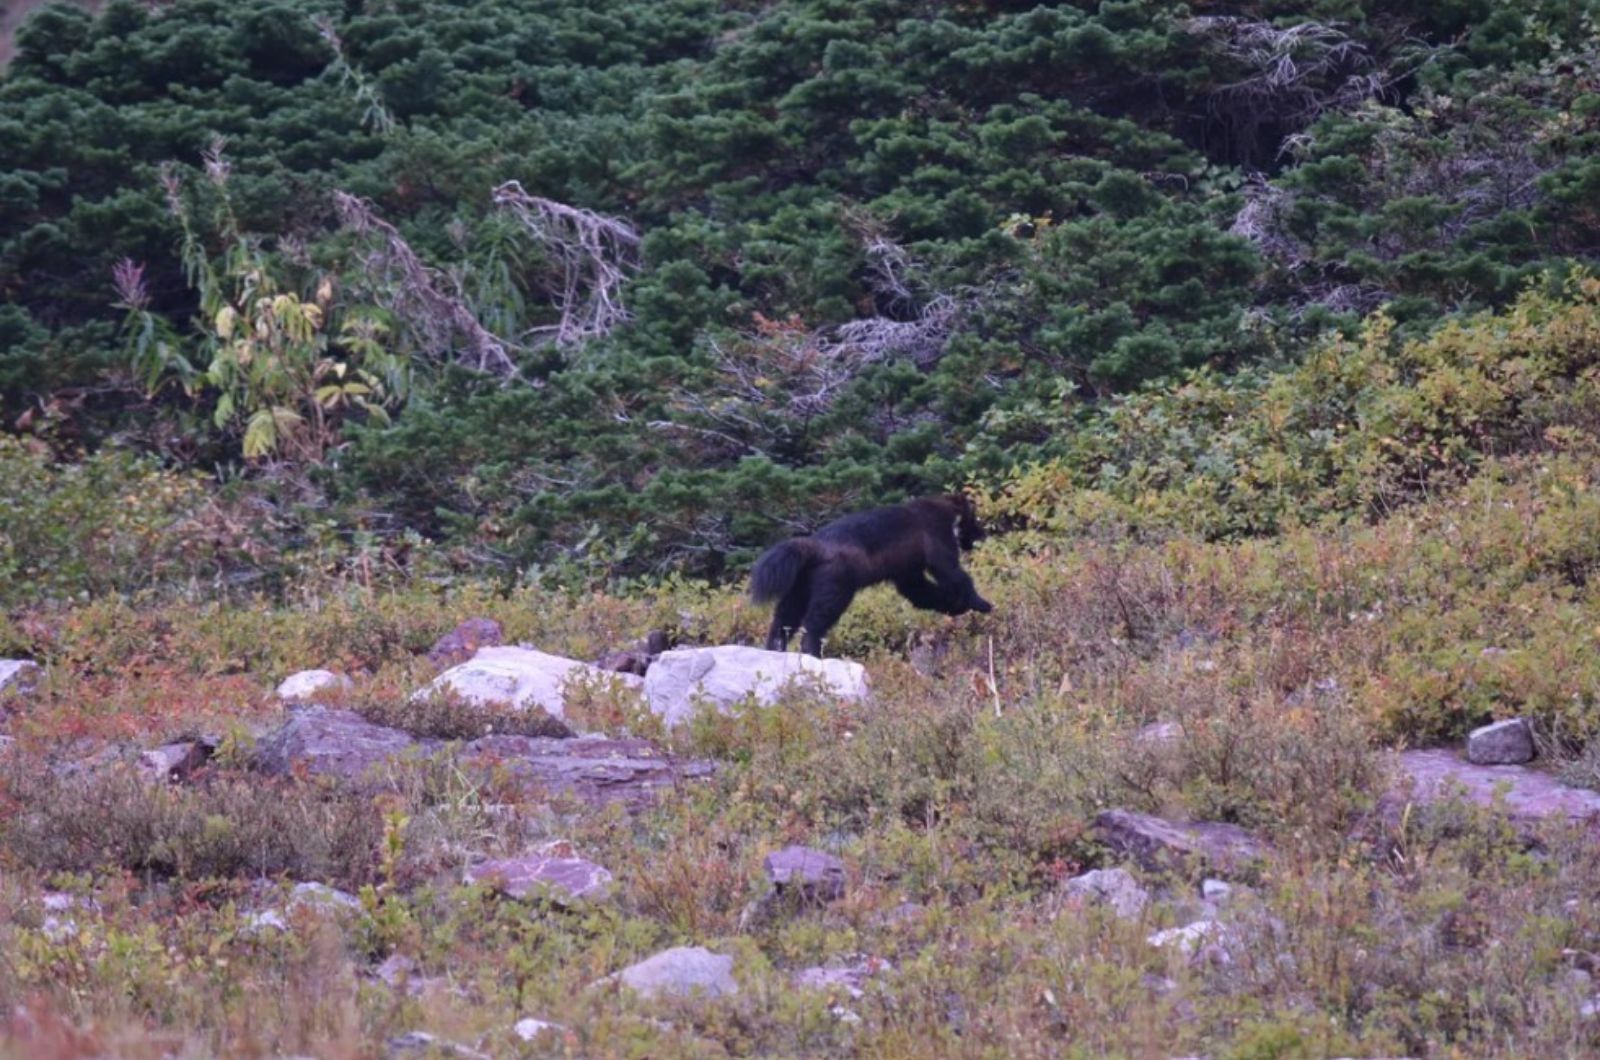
<box><xmin>490</xmin><ymin>180</ymin><xmax>641</xmax><ymax>351</ymax></box>
<box><xmin>334</xmin><ymin>191</ymin><xmax>520</xmax><ymax>380</ymax></box>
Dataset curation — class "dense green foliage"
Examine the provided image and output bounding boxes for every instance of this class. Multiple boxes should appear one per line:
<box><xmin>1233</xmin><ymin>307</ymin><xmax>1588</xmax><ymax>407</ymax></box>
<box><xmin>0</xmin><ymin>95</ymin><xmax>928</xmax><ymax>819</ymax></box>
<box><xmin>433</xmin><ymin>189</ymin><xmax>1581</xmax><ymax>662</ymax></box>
<box><xmin>3</xmin><ymin>0</ymin><xmax>1599</xmax><ymax>579</ymax></box>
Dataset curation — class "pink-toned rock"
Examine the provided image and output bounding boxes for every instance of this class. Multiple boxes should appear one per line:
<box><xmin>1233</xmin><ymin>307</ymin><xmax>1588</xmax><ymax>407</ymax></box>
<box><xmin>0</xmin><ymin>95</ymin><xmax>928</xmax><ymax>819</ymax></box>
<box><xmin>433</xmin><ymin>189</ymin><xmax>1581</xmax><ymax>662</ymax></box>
<box><xmin>764</xmin><ymin>845</ymin><xmax>846</xmax><ymax>904</ymax></box>
<box><xmin>1384</xmin><ymin>749</ymin><xmax>1600</xmax><ymax>833</ymax></box>
<box><xmin>466</xmin><ymin>846</ymin><xmax>613</xmax><ymax>903</ymax></box>
<box><xmin>426</xmin><ymin>618</ymin><xmax>504</xmax><ymax>669</ymax></box>
<box><xmin>1093</xmin><ymin>809</ymin><xmax>1267</xmax><ymax>875</ymax></box>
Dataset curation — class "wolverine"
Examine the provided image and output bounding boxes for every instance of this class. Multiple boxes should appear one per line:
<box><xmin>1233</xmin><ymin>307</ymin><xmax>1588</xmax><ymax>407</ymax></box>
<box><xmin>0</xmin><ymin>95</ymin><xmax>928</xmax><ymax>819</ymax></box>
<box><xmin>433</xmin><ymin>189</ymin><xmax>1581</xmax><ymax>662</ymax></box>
<box><xmin>750</xmin><ymin>494</ymin><xmax>994</xmax><ymax>657</ymax></box>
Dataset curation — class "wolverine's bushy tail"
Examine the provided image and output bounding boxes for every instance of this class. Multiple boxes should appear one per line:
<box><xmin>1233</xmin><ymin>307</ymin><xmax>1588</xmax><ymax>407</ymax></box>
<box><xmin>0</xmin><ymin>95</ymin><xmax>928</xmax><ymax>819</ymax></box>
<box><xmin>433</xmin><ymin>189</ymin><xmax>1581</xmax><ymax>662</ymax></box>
<box><xmin>749</xmin><ymin>538</ymin><xmax>820</xmax><ymax>603</ymax></box>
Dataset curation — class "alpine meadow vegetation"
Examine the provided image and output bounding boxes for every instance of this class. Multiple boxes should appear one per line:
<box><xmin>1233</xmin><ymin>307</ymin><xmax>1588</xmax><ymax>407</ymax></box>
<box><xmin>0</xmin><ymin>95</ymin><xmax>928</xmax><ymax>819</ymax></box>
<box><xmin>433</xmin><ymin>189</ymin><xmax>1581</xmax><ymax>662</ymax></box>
<box><xmin>5</xmin><ymin>0</ymin><xmax>1600</xmax><ymax>1057</ymax></box>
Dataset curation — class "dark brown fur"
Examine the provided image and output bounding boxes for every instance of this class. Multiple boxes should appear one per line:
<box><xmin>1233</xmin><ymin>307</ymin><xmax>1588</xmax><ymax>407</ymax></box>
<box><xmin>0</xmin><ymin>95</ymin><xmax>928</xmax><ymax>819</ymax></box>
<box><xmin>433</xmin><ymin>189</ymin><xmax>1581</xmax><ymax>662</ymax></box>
<box><xmin>750</xmin><ymin>494</ymin><xmax>993</xmax><ymax>657</ymax></box>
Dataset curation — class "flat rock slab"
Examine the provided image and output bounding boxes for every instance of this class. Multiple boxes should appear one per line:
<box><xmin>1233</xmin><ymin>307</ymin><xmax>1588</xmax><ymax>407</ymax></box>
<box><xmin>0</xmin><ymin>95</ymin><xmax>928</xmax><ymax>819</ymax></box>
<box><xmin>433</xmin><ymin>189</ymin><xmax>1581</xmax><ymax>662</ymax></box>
<box><xmin>464</xmin><ymin>733</ymin><xmax>716</xmax><ymax>811</ymax></box>
<box><xmin>255</xmin><ymin>708</ymin><xmax>713</xmax><ymax>811</ymax></box>
<box><xmin>0</xmin><ymin>659</ymin><xmax>40</xmax><ymax>697</ymax></box>
<box><xmin>1467</xmin><ymin>718</ymin><xmax>1535</xmax><ymax>765</ymax></box>
<box><xmin>1094</xmin><ymin>809</ymin><xmax>1267</xmax><ymax>875</ymax></box>
<box><xmin>602</xmin><ymin>946</ymin><xmax>738</xmax><ymax>1000</ymax></box>
<box><xmin>466</xmin><ymin>851</ymin><xmax>613</xmax><ymax>902</ymax></box>
<box><xmin>384</xmin><ymin>1032</ymin><xmax>488</xmax><ymax>1060</ymax></box>
<box><xmin>1386</xmin><ymin>749</ymin><xmax>1600</xmax><ymax>832</ymax></box>
<box><xmin>764</xmin><ymin>845</ymin><xmax>846</xmax><ymax>904</ymax></box>
<box><xmin>276</xmin><ymin>669</ymin><xmax>352</xmax><ymax>703</ymax></box>
<box><xmin>643</xmin><ymin>646</ymin><xmax>868</xmax><ymax>728</ymax></box>
<box><xmin>418</xmin><ymin>645</ymin><xmax>638</xmax><ymax>724</ymax></box>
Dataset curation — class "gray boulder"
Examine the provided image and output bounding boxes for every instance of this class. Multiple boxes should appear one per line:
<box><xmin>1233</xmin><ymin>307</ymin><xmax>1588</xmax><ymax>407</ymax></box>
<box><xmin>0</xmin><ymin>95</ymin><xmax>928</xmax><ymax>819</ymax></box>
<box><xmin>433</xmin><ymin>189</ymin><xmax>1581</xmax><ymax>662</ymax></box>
<box><xmin>255</xmin><ymin>708</ymin><xmax>419</xmax><ymax>782</ymax></box>
<box><xmin>1466</xmin><ymin>718</ymin><xmax>1535</xmax><ymax>765</ymax></box>
<box><xmin>643</xmin><ymin>646</ymin><xmax>868</xmax><ymax>728</ymax></box>
<box><xmin>417</xmin><ymin>645</ymin><xmax>638</xmax><ymax>725</ymax></box>
<box><xmin>602</xmin><ymin>945</ymin><xmax>738</xmax><ymax>1000</ymax></box>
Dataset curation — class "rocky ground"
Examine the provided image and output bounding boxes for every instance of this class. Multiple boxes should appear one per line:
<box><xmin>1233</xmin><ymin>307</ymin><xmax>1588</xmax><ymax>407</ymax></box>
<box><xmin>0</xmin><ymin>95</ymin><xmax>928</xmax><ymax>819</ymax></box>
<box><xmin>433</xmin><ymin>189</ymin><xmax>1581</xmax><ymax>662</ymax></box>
<box><xmin>5</xmin><ymin>554</ymin><xmax>1600</xmax><ymax>1057</ymax></box>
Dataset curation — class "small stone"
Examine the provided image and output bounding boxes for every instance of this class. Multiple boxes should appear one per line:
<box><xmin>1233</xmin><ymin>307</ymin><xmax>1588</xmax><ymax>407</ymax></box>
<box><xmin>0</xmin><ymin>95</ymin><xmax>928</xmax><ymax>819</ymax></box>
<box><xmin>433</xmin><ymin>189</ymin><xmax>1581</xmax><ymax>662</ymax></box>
<box><xmin>1466</xmin><ymin>718</ymin><xmax>1534</xmax><ymax>765</ymax></box>
<box><xmin>426</xmin><ymin>618</ymin><xmax>504</xmax><ymax>668</ymax></box>
<box><xmin>1141</xmin><ymin>973</ymin><xmax>1177</xmax><ymax>995</ymax></box>
<box><xmin>1147</xmin><ymin>920</ymin><xmax>1224</xmax><ymax>957</ymax></box>
<box><xmin>370</xmin><ymin>954</ymin><xmax>451</xmax><ymax>998</ymax></box>
<box><xmin>383</xmin><ymin>1031</ymin><xmax>489</xmax><ymax>1059</ymax></box>
<box><xmin>764</xmin><ymin>845</ymin><xmax>846</xmax><ymax>904</ymax></box>
<box><xmin>291</xmin><ymin>882</ymin><xmax>361</xmax><ymax>912</ymax></box>
<box><xmin>1200</xmin><ymin>879</ymin><xmax>1233</xmax><ymax>902</ymax></box>
<box><xmin>245</xmin><ymin>909</ymin><xmax>288</xmax><ymax>934</ymax></box>
<box><xmin>513</xmin><ymin>1017</ymin><xmax>564</xmax><ymax>1041</ymax></box>
<box><xmin>0</xmin><ymin>660</ymin><xmax>40</xmax><ymax>697</ymax></box>
<box><xmin>1061</xmin><ymin>868</ymin><xmax>1148</xmax><ymax>920</ymax></box>
<box><xmin>602</xmin><ymin>946</ymin><xmax>738</xmax><ymax>1000</ymax></box>
<box><xmin>276</xmin><ymin>669</ymin><xmax>351</xmax><ymax>703</ymax></box>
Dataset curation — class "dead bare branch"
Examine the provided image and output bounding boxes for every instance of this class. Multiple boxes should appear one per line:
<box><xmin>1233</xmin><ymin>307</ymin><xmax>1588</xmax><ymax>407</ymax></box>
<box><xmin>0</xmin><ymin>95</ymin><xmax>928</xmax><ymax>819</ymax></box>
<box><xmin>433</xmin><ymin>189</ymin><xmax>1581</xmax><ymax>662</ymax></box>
<box><xmin>1187</xmin><ymin>17</ymin><xmax>1389</xmax><ymax>158</ymax></box>
<box><xmin>333</xmin><ymin>191</ymin><xmax>520</xmax><ymax>381</ymax></box>
<box><xmin>490</xmin><ymin>180</ymin><xmax>641</xmax><ymax>351</ymax></box>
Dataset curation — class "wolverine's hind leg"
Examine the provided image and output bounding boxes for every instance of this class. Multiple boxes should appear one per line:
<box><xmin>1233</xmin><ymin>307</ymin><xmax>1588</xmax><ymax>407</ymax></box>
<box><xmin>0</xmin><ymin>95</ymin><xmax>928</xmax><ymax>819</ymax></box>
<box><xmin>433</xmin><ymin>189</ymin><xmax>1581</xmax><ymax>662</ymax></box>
<box><xmin>766</xmin><ymin>581</ymin><xmax>811</xmax><ymax>651</ymax></box>
<box><xmin>800</xmin><ymin>565</ymin><xmax>857</xmax><ymax>657</ymax></box>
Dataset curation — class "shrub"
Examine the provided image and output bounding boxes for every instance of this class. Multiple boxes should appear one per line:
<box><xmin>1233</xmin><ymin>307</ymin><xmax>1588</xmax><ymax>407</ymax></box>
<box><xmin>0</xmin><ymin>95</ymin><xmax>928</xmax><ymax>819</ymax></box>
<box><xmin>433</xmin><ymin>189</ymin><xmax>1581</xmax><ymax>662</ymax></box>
<box><xmin>0</xmin><ymin>436</ymin><xmax>252</xmax><ymax>607</ymax></box>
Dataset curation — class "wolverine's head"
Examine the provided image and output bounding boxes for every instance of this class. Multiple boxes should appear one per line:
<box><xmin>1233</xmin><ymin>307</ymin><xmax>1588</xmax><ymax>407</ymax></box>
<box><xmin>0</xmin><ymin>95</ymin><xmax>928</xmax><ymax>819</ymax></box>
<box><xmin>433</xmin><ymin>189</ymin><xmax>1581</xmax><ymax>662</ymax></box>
<box><xmin>939</xmin><ymin>492</ymin><xmax>985</xmax><ymax>551</ymax></box>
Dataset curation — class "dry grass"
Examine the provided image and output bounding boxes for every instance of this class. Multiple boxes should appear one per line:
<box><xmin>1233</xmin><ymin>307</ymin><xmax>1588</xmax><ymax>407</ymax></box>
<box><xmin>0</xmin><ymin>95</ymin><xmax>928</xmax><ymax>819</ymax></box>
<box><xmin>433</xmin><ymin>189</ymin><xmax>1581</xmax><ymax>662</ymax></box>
<box><xmin>6</xmin><ymin>447</ymin><xmax>1600</xmax><ymax>1054</ymax></box>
